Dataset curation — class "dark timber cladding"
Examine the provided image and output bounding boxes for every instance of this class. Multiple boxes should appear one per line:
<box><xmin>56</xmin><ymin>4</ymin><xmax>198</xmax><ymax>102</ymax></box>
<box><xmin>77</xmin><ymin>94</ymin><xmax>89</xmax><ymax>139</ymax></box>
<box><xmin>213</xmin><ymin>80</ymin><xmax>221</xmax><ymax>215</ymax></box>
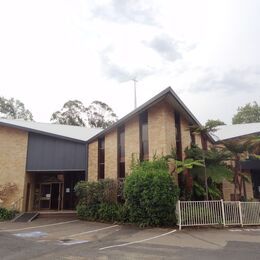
<box><xmin>27</xmin><ymin>133</ymin><xmax>86</xmax><ymax>171</ymax></box>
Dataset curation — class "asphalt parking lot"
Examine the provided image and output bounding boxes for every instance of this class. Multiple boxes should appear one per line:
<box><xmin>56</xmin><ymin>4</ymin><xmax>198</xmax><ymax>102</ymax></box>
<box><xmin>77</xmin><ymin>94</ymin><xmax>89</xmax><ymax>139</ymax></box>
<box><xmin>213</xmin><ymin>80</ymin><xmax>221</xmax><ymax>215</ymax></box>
<box><xmin>0</xmin><ymin>218</ymin><xmax>260</xmax><ymax>260</ymax></box>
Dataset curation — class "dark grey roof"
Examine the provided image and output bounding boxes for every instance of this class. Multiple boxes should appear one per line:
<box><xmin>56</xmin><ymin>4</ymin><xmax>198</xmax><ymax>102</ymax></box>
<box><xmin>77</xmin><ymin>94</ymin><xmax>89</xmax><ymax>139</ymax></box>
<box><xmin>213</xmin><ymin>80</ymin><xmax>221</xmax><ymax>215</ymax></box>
<box><xmin>0</xmin><ymin>118</ymin><xmax>102</xmax><ymax>143</ymax></box>
<box><xmin>87</xmin><ymin>87</ymin><xmax>215</xmax><ymax>143</ymax></box>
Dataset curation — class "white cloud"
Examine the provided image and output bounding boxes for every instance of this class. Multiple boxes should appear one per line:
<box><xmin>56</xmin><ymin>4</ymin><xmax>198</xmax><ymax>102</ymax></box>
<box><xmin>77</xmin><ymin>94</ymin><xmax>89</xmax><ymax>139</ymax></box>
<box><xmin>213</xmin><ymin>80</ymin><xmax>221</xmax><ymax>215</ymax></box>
<box><xmin>0</xmin><ymin>0</ymin><xmax>259</xmax><ymax>124</ymax></box>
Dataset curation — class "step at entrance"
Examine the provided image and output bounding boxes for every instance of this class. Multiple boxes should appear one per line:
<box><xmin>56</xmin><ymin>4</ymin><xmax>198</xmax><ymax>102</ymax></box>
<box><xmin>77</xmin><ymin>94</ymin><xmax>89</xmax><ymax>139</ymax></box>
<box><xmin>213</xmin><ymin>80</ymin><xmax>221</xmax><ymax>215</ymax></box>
<box><xmin>12</xmin><ymin>212</ymin><xmax>39</xmax><ymax>222</ymax></box>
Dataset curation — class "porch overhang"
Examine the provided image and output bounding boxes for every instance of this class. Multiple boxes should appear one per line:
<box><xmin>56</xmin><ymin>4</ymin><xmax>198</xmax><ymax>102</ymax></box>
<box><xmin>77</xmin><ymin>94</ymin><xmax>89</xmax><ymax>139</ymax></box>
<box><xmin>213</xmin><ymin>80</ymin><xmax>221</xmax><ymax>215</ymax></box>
<box><xmin>241</xmin><ymin>160</ymin><xmax>260</xmax><ymax>170</ymax></box>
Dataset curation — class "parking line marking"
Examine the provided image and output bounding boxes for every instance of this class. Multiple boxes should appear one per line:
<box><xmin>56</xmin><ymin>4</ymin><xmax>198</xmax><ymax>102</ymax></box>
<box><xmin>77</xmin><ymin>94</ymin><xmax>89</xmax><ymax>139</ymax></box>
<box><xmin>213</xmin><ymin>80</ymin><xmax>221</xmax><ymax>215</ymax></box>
<box><xmin>66</xmin><ymin>224</ymin><xmax>119</xmax><ymax>238</ymax></box>
<box><xmin>1</xmin><ymin>220</ymin><xmax>79</xmax><ymax>232</ymax></box>
<box><xmin>99</xmin><ymin>229</ymin><xmax>177</xmax><ymax>251</ymax></box>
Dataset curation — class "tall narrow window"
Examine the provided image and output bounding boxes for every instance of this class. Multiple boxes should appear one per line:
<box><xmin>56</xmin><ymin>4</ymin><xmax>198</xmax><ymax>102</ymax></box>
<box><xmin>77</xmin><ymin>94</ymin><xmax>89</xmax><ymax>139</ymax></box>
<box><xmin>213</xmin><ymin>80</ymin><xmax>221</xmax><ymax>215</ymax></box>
<box><xmin>140</xmin><ymin>111</ymin><xmax>149</xmax><ymax>161</ymax></box>
<box><xmin>98</xmin><ymin>137</ymin><xmax>105</xmax><ymax>179</ymax></box>
<box><xmin>174</xmin><ymin>112</ymin><xmax>182</xmax><ymax>160</ymax></box>
<box><xmin>201</xmin><ymin>134</ymin><xmax>208</xmax><ymax>150</ymax></box>
<box><xmin>118</xmin><ymin>126</ymin><xmax>125</xmax><ymax>179</ymax></box>
<box><xmin>189</xmin><ymin>128</ymin><xmax>196</xmax><ymax>145</ymax></box>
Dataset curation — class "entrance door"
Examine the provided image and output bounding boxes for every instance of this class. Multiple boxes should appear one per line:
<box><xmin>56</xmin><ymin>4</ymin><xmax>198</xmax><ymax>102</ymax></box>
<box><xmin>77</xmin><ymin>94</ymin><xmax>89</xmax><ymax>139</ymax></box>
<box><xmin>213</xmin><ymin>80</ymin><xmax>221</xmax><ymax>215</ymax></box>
<box><xmin>51</xmin><ymin>183</ymin><xmax>63</xmax><ymax>210</ymax></box>
<box><xmin>39</xmin><ymin>183</ymin><xmax>63</xmax><ymax>210</ymax></box>
<box><xmin>40</xmin><ymin>184</ymin><xmax>51</xmax><ymax>209</ymax></box>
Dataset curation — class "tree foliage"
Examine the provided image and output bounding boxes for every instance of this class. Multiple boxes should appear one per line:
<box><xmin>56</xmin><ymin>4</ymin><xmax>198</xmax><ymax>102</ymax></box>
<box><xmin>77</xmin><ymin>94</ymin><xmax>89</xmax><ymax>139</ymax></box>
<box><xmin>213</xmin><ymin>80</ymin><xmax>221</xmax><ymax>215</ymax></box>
<box><xmin>0</xmin><ymin>97</ymin><xmax>33</xmax><ymax>121</ymax></box>
<box><xmin>87</xmin><ymin>101</ymin><xmax>117</xmax><ymax>128</ymax></box>
<box><xmin>184</xmin><ymin>145</ymin><xmax>233</xmax><ymax>200</ymax></box>
<box><xmin>232</xmin><ymin>101</ymin><xmax>260</xmax><ymax>124</ymax></box>
<box><xmin>185</xmin><ymin>145</ymin><xmax>233</xmax><ymax>184</ymax></box>
<box><xmin>50</xmin><ymin>100</ymin><xmax>118</xmax><ymax>128</ymax></box>
<box><xmin>205</xmin><ymin>119</ymin><xmax>225</xmax><ymax>129</ymax></box>
<box><xmin>50</xmin><ymin>100</ymin><xmax>87</xmax><ymax>126</ymax></box>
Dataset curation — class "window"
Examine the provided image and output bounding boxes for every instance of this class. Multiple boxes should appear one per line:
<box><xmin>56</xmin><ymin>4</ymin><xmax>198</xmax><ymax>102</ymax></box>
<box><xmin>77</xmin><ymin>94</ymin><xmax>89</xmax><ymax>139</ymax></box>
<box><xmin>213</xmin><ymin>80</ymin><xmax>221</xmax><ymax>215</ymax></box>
<box><xmin>140</xmin><ymin>111</ymin><xmax>149</xmax><ymax>161</ymax></box>
<box><xmin>201</xmin><ymin>134</ymin><xmax>208</xmax><ymax>150</ymax></box>
<box><xmin>190</xmin><ymin>128</ymin><xmax>196</xmax><ymax>145</ymax></box>
<box><xmin>118</xmin><ymin>126</ymin><xmax>125</xmax><ymax>179</ymax></box>
<box><xmin>174</xmin><ymin>112</ymin><xmax>182</xmax><ymax>160</ymax></box>
<box><xmin>98</xmin><ymin>137</ymin><xmax>105</xmax><ymax>179</ymax></box>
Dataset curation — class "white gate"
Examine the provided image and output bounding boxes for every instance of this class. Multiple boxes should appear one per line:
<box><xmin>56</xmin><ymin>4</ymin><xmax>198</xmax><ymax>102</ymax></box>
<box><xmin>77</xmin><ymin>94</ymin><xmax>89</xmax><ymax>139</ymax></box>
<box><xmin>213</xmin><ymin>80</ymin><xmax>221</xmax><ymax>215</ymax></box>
<box><xmin>177</xmin><ymin>200</ymin><xmax>260</xmax><ymax>230</ymax></box>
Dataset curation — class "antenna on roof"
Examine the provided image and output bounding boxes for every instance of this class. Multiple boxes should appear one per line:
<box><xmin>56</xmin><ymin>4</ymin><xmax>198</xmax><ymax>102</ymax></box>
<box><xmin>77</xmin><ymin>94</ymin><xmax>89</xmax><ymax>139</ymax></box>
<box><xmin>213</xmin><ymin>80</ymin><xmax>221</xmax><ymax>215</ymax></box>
<box><xmin>132</xmin><ymin>78</ymin><xmax>138</xmax><ymax>109</ymax></box>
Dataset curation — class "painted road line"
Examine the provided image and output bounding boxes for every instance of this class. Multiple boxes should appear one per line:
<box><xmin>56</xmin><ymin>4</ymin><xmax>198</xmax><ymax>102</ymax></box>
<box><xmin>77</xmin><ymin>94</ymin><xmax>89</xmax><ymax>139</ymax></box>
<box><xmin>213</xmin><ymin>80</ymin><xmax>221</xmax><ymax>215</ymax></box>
<box><xmin>1</xmin><ymin>220</ymin><xmax>79</xmax><ymax>232</ymax></box>
<box><xmin>99</xmin><ymin>229</ymin><xmax>177</xmax><ymax>251</ymax></box>
<box><xmin>59</xmin><ymin>239</ymin><xmax>89</xmax><ymax>246</ymax></box>
<box><xmin>229</xmin><ymin>228</ymin><xmax>260</xmax><ymax>232</ymax></box>
<box><xmin>66</xmin><ymin>224</ymin><xmax>119</xmax><ymax>238</ymax></box>
<box><xmin>14</xmin><ymin>231</ymin><xmax>48</xmax><ymax>238</ymax></box>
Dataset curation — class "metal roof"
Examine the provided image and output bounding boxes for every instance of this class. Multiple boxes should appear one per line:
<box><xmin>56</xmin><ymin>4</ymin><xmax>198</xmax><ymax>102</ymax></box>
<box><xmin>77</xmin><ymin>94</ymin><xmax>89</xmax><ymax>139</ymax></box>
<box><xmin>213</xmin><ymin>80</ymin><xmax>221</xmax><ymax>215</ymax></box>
<box><xmin>0</xmin><ymin>118</ymin><xmax>102</xmax><ymax>142</ymax></box>
<box><xmin>0</xmin><ymin>87</ymin><xmax>215</xmax><ymax>144</ymax></box>
<box><xmin>212</xmin><ymin>123</ymin><xmax>260</xmax><ymax>142</ymax></box>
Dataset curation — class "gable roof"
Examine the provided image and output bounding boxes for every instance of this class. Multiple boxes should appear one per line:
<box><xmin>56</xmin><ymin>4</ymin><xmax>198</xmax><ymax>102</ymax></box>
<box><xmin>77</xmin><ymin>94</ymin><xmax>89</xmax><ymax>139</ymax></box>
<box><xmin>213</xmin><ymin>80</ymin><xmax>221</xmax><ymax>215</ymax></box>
<box><xmin>213</xmin><ymin>123</ymin><xmax>260</xmax><ymax>142</ymax></box>
<box><xmin>87</xmin><ymin>87</ymin><xmax>215</xmax><ymax>143</ymax></box>
<box><xmin>0</xmin><ymin>118</ymin><xmax>102</xmax><ymax>142</ymax></box>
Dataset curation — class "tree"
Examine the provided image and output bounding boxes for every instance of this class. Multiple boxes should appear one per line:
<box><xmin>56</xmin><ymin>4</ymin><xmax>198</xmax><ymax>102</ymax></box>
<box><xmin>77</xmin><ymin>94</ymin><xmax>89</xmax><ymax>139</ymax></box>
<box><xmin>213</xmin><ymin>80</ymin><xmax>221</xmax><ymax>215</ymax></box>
<box><xmin>205</xmin><ymin>119</ymin><xmax>225</xmax><ymax>129</ymax></box>
<box><xmin>232</xmin><ymin>101</ymin><xmax>260</xmax><ymax>124</ymax></box>
<box><xmin>87</xmin><ymin>101</ymin><xmax>117</xmax><ymax>128</ymax></box>
<box><xmin>50</xmin><ymin>100</ymin><xmax>87</xmax><ymax>126</ymax></box>
<box><xmin>221</xmin><ymin>140</ymin><xmax>249</xmax><ymax>200</ymax></box>
<box><xmin>185</xmin><ymin>145</ymin><xmax>233</xmax><ymax>200</ymax></box>
<box><xmin>0</xmin><ymin>97</ymin><xmax>33</xmax><ymax>121</ymax></box>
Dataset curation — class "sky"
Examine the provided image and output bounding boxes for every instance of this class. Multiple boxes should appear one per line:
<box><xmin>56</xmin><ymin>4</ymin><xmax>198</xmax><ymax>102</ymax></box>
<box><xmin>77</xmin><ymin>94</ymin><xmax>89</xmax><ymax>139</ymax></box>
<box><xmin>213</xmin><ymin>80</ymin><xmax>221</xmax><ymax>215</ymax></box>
<box><xmin>0</xmin><ymin>0</ymin><xmax>259</xmax><ymax>125</ymax></box>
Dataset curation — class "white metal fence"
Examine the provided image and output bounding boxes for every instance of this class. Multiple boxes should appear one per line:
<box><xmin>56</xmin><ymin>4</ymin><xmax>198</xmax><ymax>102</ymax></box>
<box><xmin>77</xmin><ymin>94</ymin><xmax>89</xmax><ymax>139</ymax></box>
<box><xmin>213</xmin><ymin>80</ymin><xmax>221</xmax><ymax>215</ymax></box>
<box><xmin>177</xmin><ymin>200</ymin><xmax>260</xmax><ymax>230</ymax></box>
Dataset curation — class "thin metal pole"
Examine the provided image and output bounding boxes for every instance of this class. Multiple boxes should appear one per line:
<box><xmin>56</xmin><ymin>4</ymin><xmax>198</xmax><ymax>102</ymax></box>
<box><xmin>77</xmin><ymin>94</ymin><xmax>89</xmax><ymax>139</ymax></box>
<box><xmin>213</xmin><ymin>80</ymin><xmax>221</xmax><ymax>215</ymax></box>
<box><xmin>133</xmin><ymin>79</ymin><xmax>137</xmax><ymax>109</ymax></box>
<box><xmin>221</xmin><ymin>199</ymin><xmax>226</xmax><ymax>227</ymax></box>
<box><xmin>238</xmin><ymin>201</ymin><xmax>243</xmax><ymax>227</ymax></box>
<box><xmin>178</xmin><ymin>200</ymin><xmax>182</xmax><ymax>230</ymax></box>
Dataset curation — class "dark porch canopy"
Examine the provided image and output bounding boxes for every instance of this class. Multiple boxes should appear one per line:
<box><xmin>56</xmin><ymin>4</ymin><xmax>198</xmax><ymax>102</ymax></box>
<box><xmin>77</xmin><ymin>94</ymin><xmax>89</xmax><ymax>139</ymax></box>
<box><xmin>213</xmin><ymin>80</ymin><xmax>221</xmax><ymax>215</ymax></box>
<box><xmin>241</xmin><ymin>160</ymin><xmax>260</xmax><ymax>170</ymax></box>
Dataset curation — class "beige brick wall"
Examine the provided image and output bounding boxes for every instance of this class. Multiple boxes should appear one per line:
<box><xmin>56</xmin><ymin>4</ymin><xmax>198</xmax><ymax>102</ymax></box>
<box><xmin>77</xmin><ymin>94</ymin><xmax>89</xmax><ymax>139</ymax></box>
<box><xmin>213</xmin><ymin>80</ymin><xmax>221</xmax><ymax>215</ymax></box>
<box><xmin>180</xmin><ymin>117</ymin><xmax>191</xmax><ymax>158</ymax></box>
<box><xmin>195</xmin><ymin>134</ymin><xmax>202</xmax><ymax>148</ymax></box>
<box><xmin>148</xmin><ymin>101</ymin><xmax>175</xmax><ymax>159</ymax></box>
<box><xmin>105</xmin><ymin>130</ymin><xmax>118</xmax><ymax>179</ymax></box>
<box><xmin>88</xmin><ymin>141</ymin><xmax>98</xmax><ymax>181</ymax></box>
<box><xmin>0</xmin><ymin>126</ymin><xmax>28</xmax><ymax>210</ymax></box>
<box><xmin>125</xmin><ymin>116</ymin><xmax>140</xmax><ymax>175</ymax></box>
<box><xmin>223</xmin><ymin>172</ymin><xmax>254</xmax><ymax>201</ymax></box>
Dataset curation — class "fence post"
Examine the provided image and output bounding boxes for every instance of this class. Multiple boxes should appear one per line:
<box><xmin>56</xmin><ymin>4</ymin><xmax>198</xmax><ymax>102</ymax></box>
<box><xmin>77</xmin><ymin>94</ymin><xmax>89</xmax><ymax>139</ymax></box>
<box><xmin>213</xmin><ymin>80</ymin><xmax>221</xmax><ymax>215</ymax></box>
<box><xmin>221</xmin><ymin>199</ymin><xmax>226</xmax><ymax>227</ymax></box>
<box><xmin>177</xmin><ymin>200</ymin><xmax>181</xmax><ymax>230</ymax></box>
<box><xmin>238</xmin><ymin>201</ymin><xmax>243</xmax><ymax>227</ymax></box>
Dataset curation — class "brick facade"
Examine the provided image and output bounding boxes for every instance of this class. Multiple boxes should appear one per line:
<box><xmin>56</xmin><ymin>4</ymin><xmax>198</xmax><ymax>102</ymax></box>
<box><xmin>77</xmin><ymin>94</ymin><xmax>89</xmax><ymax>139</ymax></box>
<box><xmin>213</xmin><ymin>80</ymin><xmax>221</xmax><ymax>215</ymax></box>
<box><xmin>104</xmin><ymin>129</ymin><xmax>118</xmax><ymax>179</ymax></box>
<box><xmin>87</xmin><ymin>101</ymin><xmax>208</xmax><ymax>181</ymax></box>
<box><xmin>88</xmin><ymin>141</ymin><xmax>98</xmax><ymax>181</ymax></box>
<box><xmin>0</xmin><ymin>125</ymin><xmax>28</xmax><ymax>210</ymax></box>
<box><xmin>125</xmin><ymin>116</ymin><xmax>140</xmax><ymax>175</ymax></box>
<box><xmin>223</xmin><ymin>172</ymin><xmax>254</xmax><ymax>201</ymax></box>
<box><xmin>148</xmin><ymin>101</ymin><xmax>175</xmax><ymax>159</ymax></box>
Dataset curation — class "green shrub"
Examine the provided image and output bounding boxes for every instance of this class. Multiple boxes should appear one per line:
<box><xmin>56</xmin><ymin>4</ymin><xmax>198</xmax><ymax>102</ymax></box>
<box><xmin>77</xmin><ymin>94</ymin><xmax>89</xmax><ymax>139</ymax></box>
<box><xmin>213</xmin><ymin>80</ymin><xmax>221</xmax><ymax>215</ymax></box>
<box><xmin>76</xmin><ymin>204</ymin><xmax>99</xmax><ymax>221</ymax></box>
<box><xmin>75</xmin><ymin>158</ymin><xmax>179</xmax><ymax>226</ymax></box>
<box><xmin>75</xmin><ymin>179</ymin><xmax>119</xmax><ymax>221</ymax></box>
<box><xmin>124</xmin><ymin>158</ymin><xmax>179</xmax><ymax>227</ymax></box>
<box><xmin>98</xmin><ymin>203</ymin><xmax>120</xmax><ymax>222</ymax></box>
<box><xmin>0</xmin><ymin>207</ymin><xmax>16</xmax><ymax>221</ymax></box>
<box><xmin>75</xmin><ymin>179</ymin><xmax>118</xmax><ymax>205</ymax></box>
